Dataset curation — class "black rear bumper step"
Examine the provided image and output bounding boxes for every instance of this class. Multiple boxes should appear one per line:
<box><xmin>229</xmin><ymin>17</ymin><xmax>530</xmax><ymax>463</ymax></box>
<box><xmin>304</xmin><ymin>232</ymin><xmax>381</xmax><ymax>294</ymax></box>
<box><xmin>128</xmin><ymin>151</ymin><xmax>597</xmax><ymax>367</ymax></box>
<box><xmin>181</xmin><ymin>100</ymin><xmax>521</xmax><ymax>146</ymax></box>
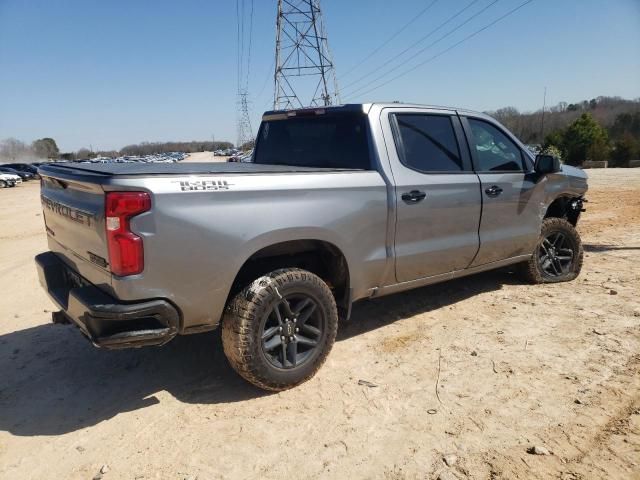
<box><xmin>36</xmin><ymin>251</ymin><xmax>180</xmax><ymax>349</ymax></box>
<box><xmin>97</xmin><ymin>328</ymin><xmax>173</xmax><ymax>349</ymax></box>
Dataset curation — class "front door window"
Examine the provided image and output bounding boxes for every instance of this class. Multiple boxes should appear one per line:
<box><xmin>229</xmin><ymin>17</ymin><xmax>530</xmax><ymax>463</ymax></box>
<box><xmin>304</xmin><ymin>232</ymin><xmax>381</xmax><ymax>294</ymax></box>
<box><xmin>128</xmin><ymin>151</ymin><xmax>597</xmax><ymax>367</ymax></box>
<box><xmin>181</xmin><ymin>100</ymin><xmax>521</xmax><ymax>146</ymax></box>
<box><xmin>468</xmin><ymin>118</ymin><xmax>524</xmax><ymax>172</ymax></box>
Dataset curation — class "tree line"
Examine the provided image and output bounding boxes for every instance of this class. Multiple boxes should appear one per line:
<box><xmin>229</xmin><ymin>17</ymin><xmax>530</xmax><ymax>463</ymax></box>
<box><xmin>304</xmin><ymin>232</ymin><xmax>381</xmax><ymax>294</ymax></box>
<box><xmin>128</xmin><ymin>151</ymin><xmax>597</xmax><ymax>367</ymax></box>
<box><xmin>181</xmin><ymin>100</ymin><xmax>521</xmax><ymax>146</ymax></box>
<box><xmin>3</xmin><ymin>96</ymin><xmax>639</xmax><ymax>166</ymax></box>
<box><xmin>0</xmin><ymin>137</ymin><xmax>59</xmax><ymax>162</ymax></box>
<box><xmin>0</xmin><ymin>138</ymin><xmax>235</xmax><ymax>162</ymax></box>
<box><xmin>488</xmin><ymin>96</ymin><xmax>640</xmax><ymax>166</ymax></box>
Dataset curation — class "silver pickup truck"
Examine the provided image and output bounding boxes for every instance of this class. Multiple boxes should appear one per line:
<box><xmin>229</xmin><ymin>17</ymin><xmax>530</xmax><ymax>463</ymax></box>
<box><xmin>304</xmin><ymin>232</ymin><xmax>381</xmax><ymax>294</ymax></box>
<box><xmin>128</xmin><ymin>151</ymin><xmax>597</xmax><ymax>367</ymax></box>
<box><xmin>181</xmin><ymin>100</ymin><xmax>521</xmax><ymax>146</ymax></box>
<box><xmin>36</xmin><ymin>103</ymin><xmax>587</xmax><ymax>390</ymax></box>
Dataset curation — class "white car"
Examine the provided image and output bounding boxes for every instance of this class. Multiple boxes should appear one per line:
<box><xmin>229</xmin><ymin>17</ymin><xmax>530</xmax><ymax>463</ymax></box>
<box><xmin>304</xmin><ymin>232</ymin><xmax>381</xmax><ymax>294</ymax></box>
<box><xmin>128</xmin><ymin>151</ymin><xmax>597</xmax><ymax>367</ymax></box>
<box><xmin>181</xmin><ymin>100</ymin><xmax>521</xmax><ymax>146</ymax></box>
<box><xmin>0</xmin><ymin>172</ymin><xmax>21</xmax><ymax>187</ymax></box>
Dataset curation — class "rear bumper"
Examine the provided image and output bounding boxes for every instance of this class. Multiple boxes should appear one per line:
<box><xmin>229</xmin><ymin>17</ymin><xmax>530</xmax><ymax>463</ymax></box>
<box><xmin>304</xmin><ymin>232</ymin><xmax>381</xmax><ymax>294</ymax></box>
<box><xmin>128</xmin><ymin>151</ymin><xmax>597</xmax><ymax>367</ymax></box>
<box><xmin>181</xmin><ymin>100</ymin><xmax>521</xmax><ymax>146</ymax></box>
<box><xmin>35</xmin><ymin>251</ymin><xmax>180</xmax><ymax>349</ymax></box>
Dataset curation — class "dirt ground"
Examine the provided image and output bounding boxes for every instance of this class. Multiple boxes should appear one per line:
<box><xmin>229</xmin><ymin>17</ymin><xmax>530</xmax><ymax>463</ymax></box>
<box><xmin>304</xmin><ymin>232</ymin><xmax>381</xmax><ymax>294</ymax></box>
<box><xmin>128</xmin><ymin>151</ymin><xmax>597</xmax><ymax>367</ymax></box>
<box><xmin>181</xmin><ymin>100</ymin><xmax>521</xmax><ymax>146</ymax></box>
<box><xmin>0</xmin><ymin>169</ymin><xmax>639</xmax><ymax>480</ymax></box>
<box><xmin>183</xmin><ymin>152</ymin><xmax>229</xmax><ymax>163</ymax></box>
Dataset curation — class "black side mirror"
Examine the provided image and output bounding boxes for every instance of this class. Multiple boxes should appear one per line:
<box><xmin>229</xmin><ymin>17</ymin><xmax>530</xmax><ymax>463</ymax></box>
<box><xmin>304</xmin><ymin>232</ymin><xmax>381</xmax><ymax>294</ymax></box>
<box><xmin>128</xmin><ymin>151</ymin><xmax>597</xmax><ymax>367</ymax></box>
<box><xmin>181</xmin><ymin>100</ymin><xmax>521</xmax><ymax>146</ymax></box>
<box><xmin>534</xmin><ymin>154</ymin><xmax>560</xmax><ymax>174</ymax></box>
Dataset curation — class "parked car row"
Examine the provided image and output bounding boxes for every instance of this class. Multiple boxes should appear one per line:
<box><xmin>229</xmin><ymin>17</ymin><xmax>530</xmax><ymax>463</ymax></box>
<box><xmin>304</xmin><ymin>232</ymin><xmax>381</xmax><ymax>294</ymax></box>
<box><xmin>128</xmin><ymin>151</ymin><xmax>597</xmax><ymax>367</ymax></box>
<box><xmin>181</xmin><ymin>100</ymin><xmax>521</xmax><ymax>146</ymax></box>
<box><xmin>214</xmin><ymin>148</ymin><xmax>242</xmax><ymax>156</ymax></box>
<box><xmin>1</xmin><ymin>154</ymin><xmax>188</xmax><ymax>189</ymax></box>
<box><xmin>227</xmin><ymin>150</ymin><xmax>254</xmax><ymax>163</ymax></box>
<box><xmin>0</xmin><ymin>163</ymin><xmax>41</xmax><ymax>187</ymax></box>
<box><xmin>0</xmin><ymin>172</ymin><xmax>22</xmax><ymax>188</ymax></box>
<box><xmin>0</xmin><ymin>164</ymin><xmax>38</xmax><ymax>179</ymax></box>
<box><xmin>72</xmin><ymin>152</ymin><xmax>187</xmax><ymax>164</ymax></box>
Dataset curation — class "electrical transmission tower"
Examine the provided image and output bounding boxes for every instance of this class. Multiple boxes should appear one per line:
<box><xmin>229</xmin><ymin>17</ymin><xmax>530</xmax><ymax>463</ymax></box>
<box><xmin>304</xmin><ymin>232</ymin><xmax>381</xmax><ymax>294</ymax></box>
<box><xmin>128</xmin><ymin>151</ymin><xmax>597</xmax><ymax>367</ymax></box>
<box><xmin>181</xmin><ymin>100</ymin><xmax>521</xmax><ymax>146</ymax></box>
<box><xmin>274</xmin><ymin>0</ymin><xmax>340</xmax><ymax>110</ymax></box>
<box><xmin>237</xmin><ymin>91</ymin><xmax>254</xmax><ymax>149</ymax></box>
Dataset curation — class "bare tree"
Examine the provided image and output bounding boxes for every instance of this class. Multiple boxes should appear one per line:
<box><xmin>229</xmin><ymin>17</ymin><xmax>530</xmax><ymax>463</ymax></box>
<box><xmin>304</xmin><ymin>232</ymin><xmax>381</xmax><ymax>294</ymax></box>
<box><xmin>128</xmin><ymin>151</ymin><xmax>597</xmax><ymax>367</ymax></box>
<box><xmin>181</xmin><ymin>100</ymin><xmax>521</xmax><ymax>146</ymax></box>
<box><xmin>0</xmin><ymin>138</ymin><xmax>30</xmax><ymax>161</ymax></box>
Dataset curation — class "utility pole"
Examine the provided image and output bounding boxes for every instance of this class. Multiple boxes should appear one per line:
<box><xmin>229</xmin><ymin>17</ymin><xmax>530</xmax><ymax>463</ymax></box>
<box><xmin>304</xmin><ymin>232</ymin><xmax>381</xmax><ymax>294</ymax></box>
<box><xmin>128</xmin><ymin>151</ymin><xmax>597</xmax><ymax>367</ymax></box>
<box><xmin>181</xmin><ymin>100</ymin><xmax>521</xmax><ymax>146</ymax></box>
<box><xmin>274</xmin><ymin>0</ymin><xmax>340</xmax><ymax>110</ymax></box>
<box><xmin>540</xmin><ymin>86</ymin><xmax>547</xmax><ymax>143</ymax></box>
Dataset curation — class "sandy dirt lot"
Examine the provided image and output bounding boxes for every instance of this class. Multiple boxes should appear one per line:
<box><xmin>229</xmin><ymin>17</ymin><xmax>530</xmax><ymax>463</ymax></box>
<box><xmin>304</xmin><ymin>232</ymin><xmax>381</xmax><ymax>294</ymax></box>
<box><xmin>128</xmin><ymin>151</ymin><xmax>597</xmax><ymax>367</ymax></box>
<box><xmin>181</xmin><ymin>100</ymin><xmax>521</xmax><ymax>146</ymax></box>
<box><xmin>183</xmin><ymin>152</ymin><xmax>229</xmax><ymax>163</ymax></box>
<box><xmin>0</xmin><ymin>169</ymin><xmax>639</xmax><ymax>480</ymax></box>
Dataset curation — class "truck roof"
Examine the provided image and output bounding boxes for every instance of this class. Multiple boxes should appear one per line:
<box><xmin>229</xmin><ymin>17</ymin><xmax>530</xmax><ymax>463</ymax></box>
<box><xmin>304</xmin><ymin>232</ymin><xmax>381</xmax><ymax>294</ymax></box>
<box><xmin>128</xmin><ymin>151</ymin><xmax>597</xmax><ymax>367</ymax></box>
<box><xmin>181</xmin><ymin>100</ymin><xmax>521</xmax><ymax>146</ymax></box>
<box><xmin>262</xmin><ymin>102</ymin><xmax>490</xmax><ymax>121</ymax></box>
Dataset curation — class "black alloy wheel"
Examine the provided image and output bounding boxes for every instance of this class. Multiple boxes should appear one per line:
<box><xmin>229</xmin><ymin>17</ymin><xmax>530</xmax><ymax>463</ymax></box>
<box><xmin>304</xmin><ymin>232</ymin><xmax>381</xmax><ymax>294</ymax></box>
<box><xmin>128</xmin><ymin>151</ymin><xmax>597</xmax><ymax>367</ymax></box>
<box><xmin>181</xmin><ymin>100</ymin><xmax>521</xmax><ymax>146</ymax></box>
<box><xmin>537</xmin><ymin>231</ymin><xmax>575</xmax><ymax>277</ymax></box>
<box><xmin>260</xmin><ymin>293</ymin><xmax>324</xmax><ymax>369</ymax></box>
<box><xmin>521</xmin><ymin>217</ymin><xmax>584</xmax><ymax>284</ymax></box>
<box><xmin>222</xmin><ymin>268</ymin><xmax>338</xmax><ymax>391</ymax></box>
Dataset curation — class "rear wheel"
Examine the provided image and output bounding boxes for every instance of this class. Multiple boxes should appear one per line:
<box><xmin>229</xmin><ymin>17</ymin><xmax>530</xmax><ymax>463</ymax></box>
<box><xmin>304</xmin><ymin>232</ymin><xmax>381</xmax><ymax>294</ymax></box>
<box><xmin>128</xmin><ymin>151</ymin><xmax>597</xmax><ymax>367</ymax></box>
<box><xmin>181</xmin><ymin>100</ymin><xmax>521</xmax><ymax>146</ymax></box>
<box><xmin>521</xmin><ymin>217</ymin><xmax>583</xmax><ymax>283</ymax></box>
<box><xmin>222</xmin><ymin>268</ymin><xmax>338</xmax><ymax>391</ymax></box>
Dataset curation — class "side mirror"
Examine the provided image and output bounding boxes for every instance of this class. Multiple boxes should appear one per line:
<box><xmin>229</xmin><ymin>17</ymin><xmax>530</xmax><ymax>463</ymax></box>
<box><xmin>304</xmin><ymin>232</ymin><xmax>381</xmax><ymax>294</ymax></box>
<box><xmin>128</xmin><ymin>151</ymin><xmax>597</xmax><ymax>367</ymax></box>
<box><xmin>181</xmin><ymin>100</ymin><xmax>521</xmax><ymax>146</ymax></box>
<box><xmin>534</xmin><ymin>154</ymin><xmax>560</xmax><ymax>174</ymax></box>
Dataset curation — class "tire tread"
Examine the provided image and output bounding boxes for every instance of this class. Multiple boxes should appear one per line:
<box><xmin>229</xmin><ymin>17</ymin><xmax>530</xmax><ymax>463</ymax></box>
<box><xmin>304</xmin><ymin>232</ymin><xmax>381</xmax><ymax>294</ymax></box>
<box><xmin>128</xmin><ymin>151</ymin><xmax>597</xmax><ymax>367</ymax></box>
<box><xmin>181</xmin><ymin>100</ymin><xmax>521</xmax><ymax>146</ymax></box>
<box><xmin>222</xmin><ymin>268</ymin><xmax>338</xmax><ymax>391</ymax></box>
<box><xmin>522</xmin><ymin>217</ymin><xmax>584</xmax><ymax>284</ymax></box>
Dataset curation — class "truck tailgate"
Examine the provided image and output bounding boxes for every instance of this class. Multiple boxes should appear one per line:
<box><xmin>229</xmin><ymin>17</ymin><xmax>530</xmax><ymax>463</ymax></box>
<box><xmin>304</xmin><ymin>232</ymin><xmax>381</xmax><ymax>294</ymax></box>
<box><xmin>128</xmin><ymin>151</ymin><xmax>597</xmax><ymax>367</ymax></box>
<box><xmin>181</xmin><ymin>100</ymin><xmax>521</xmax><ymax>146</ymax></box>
<box><xmin>40</xmin><ymin>173</ymin><xmax>111</xmax><ymax>286</ymax></box>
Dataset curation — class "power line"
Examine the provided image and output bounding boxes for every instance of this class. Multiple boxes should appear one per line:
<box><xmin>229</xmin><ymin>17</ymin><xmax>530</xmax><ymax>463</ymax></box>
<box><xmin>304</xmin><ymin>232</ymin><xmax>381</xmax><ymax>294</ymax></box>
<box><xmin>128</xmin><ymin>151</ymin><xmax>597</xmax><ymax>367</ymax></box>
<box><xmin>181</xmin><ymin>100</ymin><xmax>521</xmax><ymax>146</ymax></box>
<box><xmin>340</xmin><ymin>0</ymin><xmax>440</xmax><ymax>79</ymax></box>
<box><xmin>245</xmin><ymin>0</ymin><xmax>255</xmax><ymax>91</ymax></box>
<box><xmin>343</xmin><ymin>0</ymin><xmax>497</xmax><ymax>98</ymax></box>
<box><xmin>344</xmin><ymin>0</ymin><xmax>535</xmax><ymax>102</ymax></box>
<box><xmin>239</xmin><ymin>0</ymin><xmax>245</xmax><ymax>88</ymax></box>
<box><xmin>236</xmin><ymin>0</ymin><xmax>255</xmax><ymax>91</ymax></box>
<box><xmin>236</xmin><ymin>0</ymin><xmax>241</xmax><ymax>92</ymax></box>
<box><xmin>341</xmin><ymin>0</ymin><xmax>482</xmax><ymax>92</ymax></box>
<box><xmin>256</xmin><ymin>59</ymin><xmax>275</xmax><ymax>100</ymax></box>
<box><xmin>235</xmin><ymin>0</ymin><xmax>255</xmax><ymax>147</ymax></box>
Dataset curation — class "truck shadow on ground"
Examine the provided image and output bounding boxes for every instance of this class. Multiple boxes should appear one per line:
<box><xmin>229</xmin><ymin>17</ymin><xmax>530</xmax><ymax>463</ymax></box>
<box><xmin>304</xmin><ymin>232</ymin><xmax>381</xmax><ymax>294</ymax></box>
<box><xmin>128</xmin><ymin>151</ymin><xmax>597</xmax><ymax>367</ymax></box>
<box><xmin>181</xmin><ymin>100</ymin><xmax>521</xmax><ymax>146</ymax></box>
<box><xmin>583</xmin><ymin>243</ymin><xmax>640</xmax><ymax>252</ymax></box>
<box><xmin>0</xmin><ymin>268</ymin><xmax>518</xmax><ymax>437</ymax></box>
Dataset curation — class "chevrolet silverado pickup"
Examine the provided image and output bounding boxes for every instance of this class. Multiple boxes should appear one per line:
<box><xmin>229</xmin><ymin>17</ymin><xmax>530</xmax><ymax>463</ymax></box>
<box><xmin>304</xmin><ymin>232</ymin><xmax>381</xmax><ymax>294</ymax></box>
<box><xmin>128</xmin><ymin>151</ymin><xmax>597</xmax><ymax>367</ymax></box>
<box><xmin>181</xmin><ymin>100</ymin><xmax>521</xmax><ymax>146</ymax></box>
<box><xmin>36</xmin><ymin>103</ymin><xmax>587</xmax><ymax>390</ymax></box>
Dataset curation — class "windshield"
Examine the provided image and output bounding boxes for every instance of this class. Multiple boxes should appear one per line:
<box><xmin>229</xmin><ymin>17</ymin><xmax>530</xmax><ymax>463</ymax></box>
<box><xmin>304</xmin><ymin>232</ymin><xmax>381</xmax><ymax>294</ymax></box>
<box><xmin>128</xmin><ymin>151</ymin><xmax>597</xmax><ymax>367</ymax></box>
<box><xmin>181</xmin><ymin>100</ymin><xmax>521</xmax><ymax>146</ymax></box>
<box><xmin>253</xmin><ymin>113</ymin><xmax>371</xmax><ymax>169</ymax></box>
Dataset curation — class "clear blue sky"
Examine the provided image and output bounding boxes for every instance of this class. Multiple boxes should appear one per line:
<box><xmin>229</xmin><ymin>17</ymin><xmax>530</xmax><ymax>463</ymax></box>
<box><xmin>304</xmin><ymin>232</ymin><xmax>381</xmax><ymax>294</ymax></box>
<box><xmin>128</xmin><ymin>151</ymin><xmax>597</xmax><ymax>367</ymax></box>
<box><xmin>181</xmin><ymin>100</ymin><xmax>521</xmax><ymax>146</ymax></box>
<box><xmin>0</xmin><ymin>0</ymin><xmax>638</xmax><ymax>152</ymax></box>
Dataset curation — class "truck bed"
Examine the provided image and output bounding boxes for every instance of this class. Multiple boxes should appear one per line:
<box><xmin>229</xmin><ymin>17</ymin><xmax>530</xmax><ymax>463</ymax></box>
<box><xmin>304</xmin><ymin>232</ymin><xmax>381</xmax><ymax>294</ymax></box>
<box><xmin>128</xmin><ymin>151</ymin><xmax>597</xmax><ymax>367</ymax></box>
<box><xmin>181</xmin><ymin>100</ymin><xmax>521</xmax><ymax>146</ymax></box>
<box><xmin>39</xmin><ymin>162</ymin><xmax>358</xmax><ymax>177</ymax></box>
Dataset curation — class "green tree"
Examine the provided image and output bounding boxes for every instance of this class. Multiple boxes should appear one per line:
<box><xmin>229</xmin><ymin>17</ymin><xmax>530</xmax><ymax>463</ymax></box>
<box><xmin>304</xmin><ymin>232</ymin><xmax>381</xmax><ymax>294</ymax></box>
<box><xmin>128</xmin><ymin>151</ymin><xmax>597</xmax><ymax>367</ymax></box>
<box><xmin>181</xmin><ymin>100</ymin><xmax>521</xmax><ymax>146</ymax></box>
<box><xmin>540</xmin><ymin>145</ymin><xmax>563</xmax><ymax>162</ymax></box>
<box><xmin>543</xmin><ymin>130</ymin><xmax>564</xmax><ymax>149</ymax></box>
<box><xmin>32</xmin><ymin>137</ymin><xmax>59</xmax><ymax>159</ymax></box>
<box><xmin>610</xmin><ymin>112</ymin><xmax>640</xmax><ymax>139</ymax></box>
<box><xmin>562</xmin><ymin>113</ymin><xmax>609</xmax><ymax>166</ymax></box>
<box><xmin>610</xmin><ymin>133</ymin><xmax>639</xmax><ymax>167</ymax></box>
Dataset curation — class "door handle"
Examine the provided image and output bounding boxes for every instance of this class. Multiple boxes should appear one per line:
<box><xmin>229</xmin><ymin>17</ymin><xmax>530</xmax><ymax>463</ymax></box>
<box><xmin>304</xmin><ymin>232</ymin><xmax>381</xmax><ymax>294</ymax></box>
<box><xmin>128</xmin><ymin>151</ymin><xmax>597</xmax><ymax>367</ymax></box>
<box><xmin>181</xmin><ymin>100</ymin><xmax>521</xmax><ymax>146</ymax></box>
<box><xmin>484</xmin><ymin>185</ymin><xmax>503</xmax><ymax>197</ymax></box>
<box><xmin>401</xmin><ymin>190</ymin><xmax>427</xmax><ymax>204</ymax></box>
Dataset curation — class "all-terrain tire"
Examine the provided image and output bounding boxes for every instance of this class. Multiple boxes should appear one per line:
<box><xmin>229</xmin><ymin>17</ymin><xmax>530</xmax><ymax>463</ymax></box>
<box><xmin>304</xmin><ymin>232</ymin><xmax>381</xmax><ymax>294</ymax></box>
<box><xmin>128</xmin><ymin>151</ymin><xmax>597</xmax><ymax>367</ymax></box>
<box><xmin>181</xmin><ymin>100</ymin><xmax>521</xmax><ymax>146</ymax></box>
<box><xmin>222</xmin><ymin>268</ymin><xmax>338</xmax><ymax>391</ymax></box>
<box><xmin>521</xmin><ymin>217</ymin><xmax>584</xmax><ymax>284</ymax></box>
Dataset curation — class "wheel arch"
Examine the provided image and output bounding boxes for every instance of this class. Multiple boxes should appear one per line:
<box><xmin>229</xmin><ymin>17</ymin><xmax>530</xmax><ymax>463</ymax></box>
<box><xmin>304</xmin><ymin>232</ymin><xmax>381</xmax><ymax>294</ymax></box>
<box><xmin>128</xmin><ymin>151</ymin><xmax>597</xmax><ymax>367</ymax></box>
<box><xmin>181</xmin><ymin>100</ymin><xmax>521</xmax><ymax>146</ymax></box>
<box><xmin>228</xmin><ymin>239</ymin><xmax>352</xmax><ymax>319</ymax></box>
<box><xmin>544</xmin><ymin>195</ymin><xmax>584</xmax><ymax>226</ymax></box>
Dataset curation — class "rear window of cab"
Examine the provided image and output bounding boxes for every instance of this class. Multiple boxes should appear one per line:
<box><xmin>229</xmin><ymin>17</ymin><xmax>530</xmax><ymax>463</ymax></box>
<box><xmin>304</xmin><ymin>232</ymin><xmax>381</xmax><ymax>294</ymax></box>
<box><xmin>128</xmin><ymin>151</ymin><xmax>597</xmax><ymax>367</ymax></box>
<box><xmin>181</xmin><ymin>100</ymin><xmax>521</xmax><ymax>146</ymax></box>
<box><xmin>253</xmin><ymin>114</ymin><xmax>372</xmax><ymax>170</ymax></box>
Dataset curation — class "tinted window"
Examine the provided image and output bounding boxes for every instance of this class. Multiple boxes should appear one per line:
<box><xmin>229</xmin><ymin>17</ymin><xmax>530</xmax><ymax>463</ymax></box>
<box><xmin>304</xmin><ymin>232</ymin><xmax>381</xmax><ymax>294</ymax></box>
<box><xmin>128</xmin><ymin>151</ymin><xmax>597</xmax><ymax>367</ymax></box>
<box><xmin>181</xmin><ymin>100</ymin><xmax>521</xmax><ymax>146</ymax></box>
<box><xmin>253</xmin><ymin>114</ymin><xmax>371</xmax><ymax>169</ymax></box>
<box><xmin>394</xmin><ymin>114</ymin><xmax>462</xmax><ymax>172</ymax></box>
<box><xmin>468</xmin><ymin>119</ymin><xmax>523</xmax><ymax>172</ymax></box>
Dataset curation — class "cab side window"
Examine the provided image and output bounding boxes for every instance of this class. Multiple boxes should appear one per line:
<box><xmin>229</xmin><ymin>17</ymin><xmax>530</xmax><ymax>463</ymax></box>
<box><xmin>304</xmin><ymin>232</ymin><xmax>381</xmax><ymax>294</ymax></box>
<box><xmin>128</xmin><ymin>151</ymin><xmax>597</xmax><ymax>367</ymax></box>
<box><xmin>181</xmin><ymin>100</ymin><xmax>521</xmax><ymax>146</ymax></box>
<box><xmin>394</xmin><ymin>114</ymin><xmax>463</xmax><ymax>173</ymax></box>
<box><xmin>467</xmin><ymin>118</ymin><xmax>524</xmax><ymax>172</ymax></box>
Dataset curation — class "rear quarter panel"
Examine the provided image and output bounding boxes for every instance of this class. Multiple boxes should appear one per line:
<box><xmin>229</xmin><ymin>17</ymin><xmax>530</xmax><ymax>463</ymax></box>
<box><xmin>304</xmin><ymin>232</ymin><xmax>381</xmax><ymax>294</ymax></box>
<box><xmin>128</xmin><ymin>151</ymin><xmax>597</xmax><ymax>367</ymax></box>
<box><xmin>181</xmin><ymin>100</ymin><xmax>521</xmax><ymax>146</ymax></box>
<box><xmin>106</xmin><ymin>171</ymin><xmax>389</xmax><ymax>331</ymax></box>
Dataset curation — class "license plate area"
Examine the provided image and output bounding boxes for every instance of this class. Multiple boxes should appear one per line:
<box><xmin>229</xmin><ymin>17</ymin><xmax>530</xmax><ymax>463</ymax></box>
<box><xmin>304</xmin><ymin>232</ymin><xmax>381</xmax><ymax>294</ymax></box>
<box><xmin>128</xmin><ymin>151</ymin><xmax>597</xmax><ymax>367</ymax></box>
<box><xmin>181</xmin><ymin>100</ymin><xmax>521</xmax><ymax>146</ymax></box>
<box><xmin>65</xmin><ymin>267</ymin><xmax>88</xmax><ymax>289</ymax></box>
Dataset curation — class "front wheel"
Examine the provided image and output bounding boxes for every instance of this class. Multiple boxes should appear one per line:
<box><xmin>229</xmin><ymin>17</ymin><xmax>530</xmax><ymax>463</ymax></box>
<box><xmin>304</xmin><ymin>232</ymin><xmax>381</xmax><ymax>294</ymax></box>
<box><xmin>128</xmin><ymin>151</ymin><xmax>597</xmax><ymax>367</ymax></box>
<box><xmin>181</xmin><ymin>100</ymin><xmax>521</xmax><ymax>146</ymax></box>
<box><xmin>0</xmin><ymin>180</ymin><xmax>7</xmax><ymax>188</ymax></box>
<box><xmin>222</xmin><ymin>268</ymin><xmax>338</xmax><ymax>391</ymax></box>
<box><xmin>521</xmin><ymin>217</ymin><xmax>584</xmax><ymax>284</ymax></box>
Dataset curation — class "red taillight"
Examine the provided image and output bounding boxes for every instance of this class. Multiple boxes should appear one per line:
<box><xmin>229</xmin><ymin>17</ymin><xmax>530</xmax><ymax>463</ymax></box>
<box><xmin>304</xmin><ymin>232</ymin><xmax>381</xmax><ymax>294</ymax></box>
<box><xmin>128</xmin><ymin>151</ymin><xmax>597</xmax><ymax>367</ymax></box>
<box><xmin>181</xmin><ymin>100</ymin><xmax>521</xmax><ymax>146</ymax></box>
<box><xmin>105</xmin><ymin>192</ymin><xmax>151</xmax><ymax>276</ymax></box>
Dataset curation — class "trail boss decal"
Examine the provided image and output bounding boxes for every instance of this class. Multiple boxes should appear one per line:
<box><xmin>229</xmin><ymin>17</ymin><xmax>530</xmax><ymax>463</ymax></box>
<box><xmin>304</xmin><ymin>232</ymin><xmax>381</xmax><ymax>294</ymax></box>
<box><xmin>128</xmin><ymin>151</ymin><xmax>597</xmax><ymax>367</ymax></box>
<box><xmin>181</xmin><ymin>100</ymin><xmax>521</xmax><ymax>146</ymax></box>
<box><xmin>41</xmin><ymin>195</ymin><xmax>96</xmax><ymax>227</ymax></box>
<box><xmin>173</xmin><ymin>178</ymin><xmax>233</xmax><ymax>192</ymax></box>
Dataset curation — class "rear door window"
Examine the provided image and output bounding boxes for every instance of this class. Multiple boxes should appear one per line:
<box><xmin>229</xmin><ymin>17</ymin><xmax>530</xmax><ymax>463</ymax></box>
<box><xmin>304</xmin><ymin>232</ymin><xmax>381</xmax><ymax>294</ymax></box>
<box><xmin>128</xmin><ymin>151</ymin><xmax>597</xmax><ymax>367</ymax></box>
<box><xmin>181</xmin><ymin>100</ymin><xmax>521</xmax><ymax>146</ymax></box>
<box><xmin>393</xmin><ymin>114</ymin><xmax>463</xmax><ymax>173</ymax></box>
